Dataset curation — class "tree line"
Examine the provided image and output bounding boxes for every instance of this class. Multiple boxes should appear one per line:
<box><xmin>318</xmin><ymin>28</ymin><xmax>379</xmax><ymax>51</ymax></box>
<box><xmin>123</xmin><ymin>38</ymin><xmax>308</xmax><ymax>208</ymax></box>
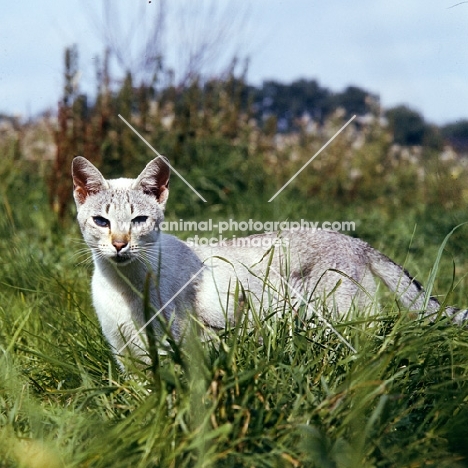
<box><xmin>46</xmin><ymin>45</ymin><xmax>468</xmax><ymax>221</ymax></box>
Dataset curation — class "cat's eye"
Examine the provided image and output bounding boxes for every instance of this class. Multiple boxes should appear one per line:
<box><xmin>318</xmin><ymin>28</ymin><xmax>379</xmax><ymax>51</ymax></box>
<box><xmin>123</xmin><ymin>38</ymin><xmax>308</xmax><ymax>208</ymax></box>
<box><xmin>132</xmin><ymin>216</ymin><xmax>148</xmax><ymax>224</ymax></box>
<box><xmin>93</xmin><ymin>216</ymin><xmax>110</xmax><ymax>228</ymax></box>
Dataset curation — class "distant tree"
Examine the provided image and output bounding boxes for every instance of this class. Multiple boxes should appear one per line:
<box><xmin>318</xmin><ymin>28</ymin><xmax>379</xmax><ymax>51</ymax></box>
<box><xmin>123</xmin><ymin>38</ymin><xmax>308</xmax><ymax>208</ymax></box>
<box><xmin>253</xmin><ymin>79</ymin><xmax>332</xmax><ymax>131</ymax></box>
<box><xmin>333</xmin><ymin>86</ymin><xmax>375</xmax><ymax>118</ymax></box>
<box><xmin>385</xmin><ymin>105</ymin><xmax>427</xmax><ymax>146</ymax></box>
<box><xmin>252</xmin><ymin>81</ymin><xmax>379</xmax><ymax>132</ymax></box>
<box><xmin>441</xmin><ymin>120</ymin><xmax>468</xmax><ymax>151</ymax></box>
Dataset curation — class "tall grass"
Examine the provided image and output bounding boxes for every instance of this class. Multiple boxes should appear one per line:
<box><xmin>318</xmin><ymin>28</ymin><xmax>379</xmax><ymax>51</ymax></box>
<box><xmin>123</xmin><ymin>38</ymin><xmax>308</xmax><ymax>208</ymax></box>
<box><xmin>1</xmin><ymin>135</ymin><xmax>468</xmax><ymax>468</ymax></box>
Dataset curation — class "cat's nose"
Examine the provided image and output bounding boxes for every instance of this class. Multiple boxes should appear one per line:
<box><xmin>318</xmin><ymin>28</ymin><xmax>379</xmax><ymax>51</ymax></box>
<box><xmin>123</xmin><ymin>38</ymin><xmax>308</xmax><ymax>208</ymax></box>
<box><xmin>113</xmin><ymin>241</ymin><xmax>128</xmax><ymax>252</ymax></box>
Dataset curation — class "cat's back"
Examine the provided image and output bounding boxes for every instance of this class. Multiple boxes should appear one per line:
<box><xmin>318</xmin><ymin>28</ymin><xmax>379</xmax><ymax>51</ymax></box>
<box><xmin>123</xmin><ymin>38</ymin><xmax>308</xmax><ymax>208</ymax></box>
<box><xmin>190</xmin><ymin>228</ymin><xmax>372</xmax><ymax>297</ymax></box>
<box><xmin>192</xmin><ymin>228</ymin><xmax>370</xmax><ymax>268</ymax></box>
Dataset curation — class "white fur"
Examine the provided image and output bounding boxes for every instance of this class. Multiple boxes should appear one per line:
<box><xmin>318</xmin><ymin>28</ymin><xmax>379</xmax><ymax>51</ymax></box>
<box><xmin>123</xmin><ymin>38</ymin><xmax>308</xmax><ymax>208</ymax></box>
<box><xmin>72</xmin><ymin>156</ymin><xmax>467</xmax><ymax>369</ymax></box>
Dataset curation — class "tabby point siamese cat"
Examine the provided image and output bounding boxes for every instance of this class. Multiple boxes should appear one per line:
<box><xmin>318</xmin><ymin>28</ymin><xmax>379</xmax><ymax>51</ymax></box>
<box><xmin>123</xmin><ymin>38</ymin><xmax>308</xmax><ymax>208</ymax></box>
<box><xmin>72</xmin><ymin>156</ymin><xmax>467</xmax><ymax>368</ymax></box>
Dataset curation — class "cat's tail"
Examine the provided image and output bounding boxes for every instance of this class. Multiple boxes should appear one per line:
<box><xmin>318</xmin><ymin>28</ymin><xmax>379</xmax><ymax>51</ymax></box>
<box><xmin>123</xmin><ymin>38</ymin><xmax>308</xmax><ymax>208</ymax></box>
<box><xmin>367</xmin><ymin>248</ymin><xmax>468</xmax><ymax>325</ymax></box>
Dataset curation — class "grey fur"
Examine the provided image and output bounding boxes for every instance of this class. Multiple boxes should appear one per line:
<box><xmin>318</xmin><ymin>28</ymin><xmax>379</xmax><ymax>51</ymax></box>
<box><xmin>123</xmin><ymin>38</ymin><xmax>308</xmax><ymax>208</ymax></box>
<box><xmin>72</xmin><ymin>156</ymin><xmax>466</xmax><ymax>367</ymax></box>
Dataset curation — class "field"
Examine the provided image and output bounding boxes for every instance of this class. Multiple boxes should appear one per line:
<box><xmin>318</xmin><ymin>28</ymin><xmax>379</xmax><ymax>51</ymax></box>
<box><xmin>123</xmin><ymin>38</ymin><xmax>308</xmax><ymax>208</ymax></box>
<box><xmin>1</xmin><ymin>115</ymin><xmax>468</xmax><ymax>467</ymax></box>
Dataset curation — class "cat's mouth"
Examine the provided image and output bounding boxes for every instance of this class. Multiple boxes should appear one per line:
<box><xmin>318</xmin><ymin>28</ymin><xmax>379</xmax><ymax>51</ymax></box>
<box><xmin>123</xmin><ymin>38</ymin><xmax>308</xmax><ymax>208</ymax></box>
<box><xmin>111</xmin><ymin>253</ymin><xmax>134</xmax><ymax>265</ymax></box>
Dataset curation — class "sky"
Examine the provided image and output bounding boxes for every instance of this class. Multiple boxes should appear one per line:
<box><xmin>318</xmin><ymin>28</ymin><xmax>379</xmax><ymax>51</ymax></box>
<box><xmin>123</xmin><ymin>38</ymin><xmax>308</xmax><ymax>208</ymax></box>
<box><xmin>1</xmin><ymin>0</ymin><xmax>468</xmax><ymax>125</ymax></box>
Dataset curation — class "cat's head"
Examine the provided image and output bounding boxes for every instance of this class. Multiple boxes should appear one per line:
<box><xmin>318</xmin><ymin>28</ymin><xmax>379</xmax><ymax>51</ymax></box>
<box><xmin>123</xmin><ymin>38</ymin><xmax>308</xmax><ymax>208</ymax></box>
<box><xmin>72</xmin><ymin>156</ymin><xmax>170</xmax><ymax>265</ymax></box>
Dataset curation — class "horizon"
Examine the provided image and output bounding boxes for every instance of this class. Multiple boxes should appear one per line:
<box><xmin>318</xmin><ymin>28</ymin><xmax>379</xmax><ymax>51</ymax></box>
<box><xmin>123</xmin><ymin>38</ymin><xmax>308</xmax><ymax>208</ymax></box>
<box><xmin>1</xmin><ymin>1</ymin><xmax>468</xmax><ymax>125</ymax></box>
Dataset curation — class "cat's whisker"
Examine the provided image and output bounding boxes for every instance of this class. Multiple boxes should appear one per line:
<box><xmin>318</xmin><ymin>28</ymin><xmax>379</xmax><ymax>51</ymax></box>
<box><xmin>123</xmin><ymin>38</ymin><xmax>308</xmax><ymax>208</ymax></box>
<box><xmin>71</xmin><ymin>248</ymin><xmax>93</xmax><ymax>261</ymax></box>
<box><xmin>137</xmin><ymin>251</ymin><xmax>161</xmax><ymax>266</ymax></box>
<box><xmin>76</xmin><ymin>257</ymin><xmax>94</xmax><ymax>267</ymax></box>
<box><xmin>73</xmin><ymin>256</ymin><xmax>92</xmax><ymax>266</ymax></box>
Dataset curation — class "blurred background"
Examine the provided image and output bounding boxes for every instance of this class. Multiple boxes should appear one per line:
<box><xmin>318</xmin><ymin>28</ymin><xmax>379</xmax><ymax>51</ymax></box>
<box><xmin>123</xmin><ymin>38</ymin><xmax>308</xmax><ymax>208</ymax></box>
<box><xmin>2</xmin><ymin>0</ymin><xmax>468</xmax><ymax>257</ymax></box>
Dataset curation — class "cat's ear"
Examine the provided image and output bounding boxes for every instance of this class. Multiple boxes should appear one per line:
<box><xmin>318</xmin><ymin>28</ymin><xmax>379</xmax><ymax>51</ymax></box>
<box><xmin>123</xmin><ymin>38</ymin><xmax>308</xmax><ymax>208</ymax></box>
<box><xmin>72</xmin><ymin>156</ymin><xmax>109</xmax><ymax>206</ymax></box>
<box><xmin>133</xmin><ymin>156</ymin><xmax>170</xmax><ymax>206</ymax></box>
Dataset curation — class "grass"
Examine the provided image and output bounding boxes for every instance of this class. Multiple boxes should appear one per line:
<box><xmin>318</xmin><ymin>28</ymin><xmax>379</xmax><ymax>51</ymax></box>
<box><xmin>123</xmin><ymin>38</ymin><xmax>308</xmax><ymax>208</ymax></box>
<box><xmin>1</xmin><ymin>156</ymin><xmax>468</xmax><ymax>467</ymax></box>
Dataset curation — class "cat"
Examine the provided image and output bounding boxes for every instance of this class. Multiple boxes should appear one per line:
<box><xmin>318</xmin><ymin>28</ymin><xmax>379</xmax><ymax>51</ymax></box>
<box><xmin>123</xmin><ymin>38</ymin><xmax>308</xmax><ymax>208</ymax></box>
<box><xmin>72</xmin><ymin>155</ymin><xmax>467</xmax><ymax>368</ymax></box>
